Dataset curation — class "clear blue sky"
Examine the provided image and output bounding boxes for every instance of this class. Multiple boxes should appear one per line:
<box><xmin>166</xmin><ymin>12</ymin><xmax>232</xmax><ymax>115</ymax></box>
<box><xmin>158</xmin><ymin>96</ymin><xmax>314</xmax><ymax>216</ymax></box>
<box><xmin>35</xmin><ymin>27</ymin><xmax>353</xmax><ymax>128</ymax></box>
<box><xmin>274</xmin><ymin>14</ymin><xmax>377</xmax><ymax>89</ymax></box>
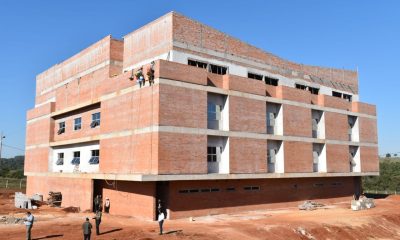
<box><xmin>0</xmin><ymin>0</ymin><xmax>398</xmax><ymax>157</ymax></box>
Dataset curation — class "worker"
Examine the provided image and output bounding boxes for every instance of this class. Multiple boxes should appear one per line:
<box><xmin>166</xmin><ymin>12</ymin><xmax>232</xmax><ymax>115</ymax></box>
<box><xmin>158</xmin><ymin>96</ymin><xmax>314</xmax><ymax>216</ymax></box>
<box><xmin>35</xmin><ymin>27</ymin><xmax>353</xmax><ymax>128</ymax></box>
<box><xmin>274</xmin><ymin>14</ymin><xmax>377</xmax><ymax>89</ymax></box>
<box><xmin>94</xmin><ymin>195</ymin><xmax>99</xmax><ymax>212</ymax></box>
<box><xmin>24</xmin><ymin>211</ymin><xmax>34</xmax><ymax>240</ymax></box>
<box><xmin>157</xmin><ymin>209</ymin><xmax>165</xmax><ymax>235</ymax></box>
<box><xmin>148</xmin><ymin>61</ymin><xmax>155</xmax><ymax>86</ymax></box>
<box><xmin>93</xmin><ymin>210</ymin><xmax>102</xmax><ymax>235</ymax></box>
<box><xmin>82</xmin><ymin>217</ymin><xmax>92</xmax><ymax>240</ymax></box>
<box><xmin>104</xmin><ymin>197</ymin><xmax>110</xmax><ymax>213</ymax></box>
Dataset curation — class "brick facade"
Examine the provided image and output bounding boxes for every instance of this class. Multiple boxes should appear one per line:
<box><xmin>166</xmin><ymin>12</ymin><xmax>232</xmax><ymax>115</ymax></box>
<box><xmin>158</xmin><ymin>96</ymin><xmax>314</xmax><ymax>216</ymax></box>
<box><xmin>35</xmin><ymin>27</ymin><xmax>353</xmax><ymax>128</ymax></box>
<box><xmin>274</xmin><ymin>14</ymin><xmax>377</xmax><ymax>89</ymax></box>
<box><xmin>25</xmin><ymin>12</ymin><xmax>378</xmax><ymax>220</ymax></box>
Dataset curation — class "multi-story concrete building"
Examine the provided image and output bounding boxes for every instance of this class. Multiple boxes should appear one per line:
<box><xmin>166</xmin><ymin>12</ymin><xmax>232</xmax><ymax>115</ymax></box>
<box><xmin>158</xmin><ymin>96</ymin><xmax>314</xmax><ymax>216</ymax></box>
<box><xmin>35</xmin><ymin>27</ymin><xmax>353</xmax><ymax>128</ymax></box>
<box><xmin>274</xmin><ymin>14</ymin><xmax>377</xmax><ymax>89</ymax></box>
<box><xmin>25</xmin><ymin>12</ymin><xmax>379</xmax><ymax>220</ymax></box>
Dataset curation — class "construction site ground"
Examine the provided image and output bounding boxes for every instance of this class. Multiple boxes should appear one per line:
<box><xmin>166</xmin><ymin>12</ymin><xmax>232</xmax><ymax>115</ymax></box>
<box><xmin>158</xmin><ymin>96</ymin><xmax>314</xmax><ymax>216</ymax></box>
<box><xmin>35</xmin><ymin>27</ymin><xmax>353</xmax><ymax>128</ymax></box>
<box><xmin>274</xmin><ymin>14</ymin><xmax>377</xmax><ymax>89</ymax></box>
<box><xmin>1</xmin><ymin>189</ymin><xmax>400</xmax><ymax>240</ymax></box>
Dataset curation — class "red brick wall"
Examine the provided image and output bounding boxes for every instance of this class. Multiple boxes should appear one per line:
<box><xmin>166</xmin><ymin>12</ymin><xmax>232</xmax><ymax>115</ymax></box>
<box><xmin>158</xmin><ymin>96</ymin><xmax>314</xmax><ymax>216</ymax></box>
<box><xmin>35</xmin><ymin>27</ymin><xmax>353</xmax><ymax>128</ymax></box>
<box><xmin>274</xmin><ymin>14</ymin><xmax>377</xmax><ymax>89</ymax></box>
<box><xmin>326</xmin><ymin>144</ymin><xmax>350</xmax><ymax>173</ymax></box>
<box><xmin>277</xmin><ymin>86</ymin><xmax>311</xmax><ymax>104</ymax></box>
<box><xmin>172</xmin><ymin>12</ymin><xmax>358</xmax><ymax>93</ymax></box>
<box><xmin>360</xmin><ymin>146</ymin><xmax>379</xmax><ymax>172</ymax></box>
<box><xmin>283</xmin><ymin>105</ymin><xmax>311</xmax><ymax>137</ymax></box>
<box><xmin>225</xmin><ymin>74</ymin><xmax>265</xmax><ymax>96</ymax></box>
<box><xmin>319</xmin><ymin>95</ymin><xmax>351</xmax><ymax>111</ymax></box>
<box><xmin>229</xmin><ymin>96</ymin><xmax>266</xmax><ymax>133</ymax></box>
<box><xmin>230</xmin><ymin>138</ymin><xmax>267</xmax><ymax>173</ymax></box>
<box><xmin>359</xmin><ymin>117</ymin><xmax>378</xmax><ymax>143</ymax></box>
<box><xmin>123</xmin><ymin>14</ymin><xmax>172</xmax><ymax>69</ymax></box>
<box><xmin>284</xmin><ymin>141</ymin><xmax>313</xmax><ymax>173</ymax></box>
<box><xmin>101</xmin><ymin>181</ymin><xmax>155</xmax><ymax>220</ymax></box>
<box><xmin>352</xmin><ymin>102</ymin><xmax>376</xmax><ymax>116</ymax></box>
<box><xmin>158</xmin><ymin>133</ymin><xmax>207</xmax><ymax>174</ymax></box>
<box><xmin>158</xmin><ymin>60</ymin><xmax>207</xmax><ymax>85</ymax></box>
<box><xmin>26</xmin><ymin>118</ymin><xmax>53</xmax><ymax>146</ymax></box>
<box><xmin>26</xmin><ymin>176</ymin><xmax>93</xmax><ymax>211</ymax></box>
<box><xmin>24</xmin><ymin>148</ymin><xmax>50</xmax><ymax>173</ymax></box>
<box><xmin>27</xmin><ymin>102</ymin><xmax>55</xmax><ymax>121</ymax></box>
<box><xmin>324</xmin><ymin>112</ymin><xmax>348</xmax><ymax>141</ymax></box>
<box><xmin>168</xmin><ymin>177</ymin><xmax>356</xmax><ymax>219</ymax></box>
<box><xmin>52</xmin><ymin>106</ymin><xmax>101</xmax><ymax>142</ymax></box>
<box><xmin>100</xmin><ymin>133</ymin><xmax>158</xmax><ymax>174</ymax></box>
<box><xmin>159</xmin><ymin>84</ymin><xmax>206</xmax><ymax>128</ymax></box>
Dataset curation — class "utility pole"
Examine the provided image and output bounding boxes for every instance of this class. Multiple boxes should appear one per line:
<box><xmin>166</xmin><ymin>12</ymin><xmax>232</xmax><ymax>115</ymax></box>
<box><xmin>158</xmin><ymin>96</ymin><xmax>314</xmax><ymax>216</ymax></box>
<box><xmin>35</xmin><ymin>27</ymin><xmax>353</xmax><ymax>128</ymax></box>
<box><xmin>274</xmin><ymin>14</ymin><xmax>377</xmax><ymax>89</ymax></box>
<box><xmin>0</xmin><ymin>132</ymin><xmax>5</xmax><ymax>160</ymax></box>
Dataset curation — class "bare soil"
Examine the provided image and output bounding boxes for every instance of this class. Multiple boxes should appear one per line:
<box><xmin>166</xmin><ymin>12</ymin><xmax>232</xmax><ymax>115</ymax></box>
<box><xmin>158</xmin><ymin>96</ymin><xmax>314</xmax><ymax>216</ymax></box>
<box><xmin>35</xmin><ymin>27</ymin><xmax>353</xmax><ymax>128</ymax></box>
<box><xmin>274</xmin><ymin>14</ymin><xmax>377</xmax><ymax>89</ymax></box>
<box><xmin>1</xmin><ymin>189</ymin><xmax>400</xmax><ymax>240</ymax></box>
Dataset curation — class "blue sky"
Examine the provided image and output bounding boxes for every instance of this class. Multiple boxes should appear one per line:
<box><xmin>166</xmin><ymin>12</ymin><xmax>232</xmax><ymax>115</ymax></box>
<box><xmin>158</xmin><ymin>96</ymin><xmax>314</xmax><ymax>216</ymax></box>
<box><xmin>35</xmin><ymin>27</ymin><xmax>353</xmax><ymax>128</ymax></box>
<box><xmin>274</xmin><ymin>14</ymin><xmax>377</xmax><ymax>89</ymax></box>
<box><xmin>0</xmin><ymin>0</ymin><xmax>398</xmax><ymax>157</ymax></box>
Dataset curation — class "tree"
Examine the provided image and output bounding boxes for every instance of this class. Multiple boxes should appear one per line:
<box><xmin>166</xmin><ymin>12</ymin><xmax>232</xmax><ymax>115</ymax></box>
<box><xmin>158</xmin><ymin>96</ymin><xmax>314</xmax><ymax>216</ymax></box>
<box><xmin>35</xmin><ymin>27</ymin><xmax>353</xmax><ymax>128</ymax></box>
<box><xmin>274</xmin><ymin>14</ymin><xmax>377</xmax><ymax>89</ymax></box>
<box><xmin>386</xmin><ymin>153</ymin><xmax>392</xmax><ymax>158</ymax></box>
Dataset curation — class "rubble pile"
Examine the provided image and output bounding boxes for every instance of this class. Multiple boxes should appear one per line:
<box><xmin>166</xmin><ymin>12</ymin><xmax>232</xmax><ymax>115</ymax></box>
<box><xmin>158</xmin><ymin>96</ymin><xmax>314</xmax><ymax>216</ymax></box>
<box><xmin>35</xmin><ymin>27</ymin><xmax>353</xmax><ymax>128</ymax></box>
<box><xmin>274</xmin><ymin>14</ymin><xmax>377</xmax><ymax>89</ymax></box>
<box><xmin>0</xmin><ymin>215</ymin><xmax>25</xmax><ymax>225</ymax></box>
<box><xmin>298</xmin><ymin>201</ymin><xmax>325</xmax><ymax>211</ymax></box>
<box><xmin>351</xmin><ymin>197</ymin><xmax>375</xmax><ymax>211</ymax></box>
<box><xmin>47</xmin><ymin>191</ymin><xmax>62</xmax><ymax>207</ymax></box>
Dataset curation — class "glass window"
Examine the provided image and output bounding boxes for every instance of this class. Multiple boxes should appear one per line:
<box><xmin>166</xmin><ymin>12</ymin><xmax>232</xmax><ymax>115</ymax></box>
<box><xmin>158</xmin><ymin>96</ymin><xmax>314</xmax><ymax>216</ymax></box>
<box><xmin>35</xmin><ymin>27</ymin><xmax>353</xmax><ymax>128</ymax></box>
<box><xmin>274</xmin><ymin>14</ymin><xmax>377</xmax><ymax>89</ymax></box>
<box><xmin>74</xmin><ymin>117</ymin><xmax>82</xmax><ymax>131</ymax></box>
<box><xmin>56</xmin><ymin>153</ymin><xmax>64</xmax><ymax>165</ymax></box>
<box><xmin>207</xmin><ymin>147</ymin><xmax>217</xmax><ymax>162</ymax></box>
<box><xmin>91</xmin><ymin>112</ymin><xmax>101</xmax><ymax>128</ymax></box>
<box><xmin>89</xmin><ymin>149</ymin><xmax>100</xmax><ymax>165</ymax></box>
<box><xmin>71</xmin><ymin>151</ymin><xmax>80</xmax><ymax>165</ymax></box>
<box><xmin>57</xmin><ymin>122</ymin><xmax>65</xmax><ymax>134</ymax></box>
<box><xmin>207</xmin><ymin>103</ymin><xmax>221</xmax><ymax>121</ymax></box>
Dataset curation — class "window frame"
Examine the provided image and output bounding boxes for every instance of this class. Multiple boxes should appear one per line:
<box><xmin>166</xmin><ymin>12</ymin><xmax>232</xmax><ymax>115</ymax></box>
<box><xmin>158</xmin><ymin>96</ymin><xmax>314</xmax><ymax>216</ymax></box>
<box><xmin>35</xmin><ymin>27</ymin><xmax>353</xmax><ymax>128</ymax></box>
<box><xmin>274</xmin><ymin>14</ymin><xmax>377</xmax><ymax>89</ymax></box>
<box><xmin>74</xmin><ymin>117</ymin><xmax>82</xmax><ymax>131</ymax></box>
<box><xmin>91</xmin><ymin>112</ymin><xmax>101</xmax><ymax>128</ymax></box>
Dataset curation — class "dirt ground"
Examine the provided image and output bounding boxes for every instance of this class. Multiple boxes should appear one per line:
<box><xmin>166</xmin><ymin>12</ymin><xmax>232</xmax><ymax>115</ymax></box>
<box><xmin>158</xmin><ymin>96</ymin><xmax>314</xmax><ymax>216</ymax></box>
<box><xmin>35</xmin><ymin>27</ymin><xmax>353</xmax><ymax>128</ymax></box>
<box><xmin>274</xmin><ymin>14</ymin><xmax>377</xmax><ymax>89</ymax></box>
<box><xmin>1</xmin><ymin>189</ymin><xmax>400</xmax><ymax>240</ymax></box>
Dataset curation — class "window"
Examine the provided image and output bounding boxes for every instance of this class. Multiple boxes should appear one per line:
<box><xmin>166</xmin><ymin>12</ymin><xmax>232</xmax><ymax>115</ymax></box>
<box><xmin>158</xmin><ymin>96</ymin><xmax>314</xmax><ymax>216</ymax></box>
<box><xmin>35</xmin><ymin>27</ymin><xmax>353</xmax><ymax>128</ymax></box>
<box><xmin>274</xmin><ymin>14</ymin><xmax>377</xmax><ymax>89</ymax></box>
<box><xmin>267</xmin><ymin>149</ymin><xmax>276</xmax><ymax>164</ymax></box>
<box><xmin>343</xmin><ymin>94</ymin><xmax>352</xmax><ymax>102</ymax></box>
<box><xmin>295</xmin><ymin>84</ymin><xmax>307</xmax><ymax>90</ymax></box>
<box><xmin>71</xmin><ymin>151</ymin><xmax>80</xmax><ymax>165</ymax></box>
<box><xmin>178</xmin><ymin>189</ymin><xmax>189</xmax><ymax>194</ymax></box>
<box><xmin>189</xmin><ymin>189</ymin><xmax>199</xmax><ymax>193</ymax></box>
<box><xmin>56</xmin><ymin>153</ymin><xmax>64</xmax><ymax>165</ymax></box>
<box><xmin>207</xmin><ymin>103</ymin><xmax>221</xmax><ymax>122</ymax></box>
<box><xmin>57</xmin><ymin>122</ymin><xmax>65</xmax><ymax>135</ymax></box>
<box><xmin>209</xmin><ymin>64</ymin><xmax>227</xmax><ymax>75</ymax></box>
<box><xmin>207</xmin><ymin>147</ymin><xmax>217</xmax><ymax>162</ymax></box>
<box><xmin>89</xmin><ymin>150</ymin><xmax>100</xmax><ymax>165</ymax></box>
<box><xmin>226</xmin><ymin>187</ymin><xmax>236</xmax><ymax>192</ymax></box>
<box><xmin>244</xmin><ymin>186</ymin><xmax>260</xmax><ymax>191</ymax></box>
<box><xmin>201</xmin><ymin>188</ymin><xmax>211</xmax><ymax>193</ymax></box>
<box><xmin>265</xmin><ymin>76</ymin><xmax>279</xmax><ymax>86</ymax></box>
<box><xmin>74</xmin><ymin>117</ymin><xmax>82</xmax><ymax>131</ymax></box>
<box><xmin>210</xmin><ymin>188</ymin><xmax>220</xmax><ymax>192</ymax></box>
<box><xmin>313</xmin><ymin>183</ymin><xmax>324</xmax><ymax>187</ymax></box>
<box><xmin>91</xmin><ymin>112</ymin><xmax>101</xmax><ymax>128</ymax></box>
<box><xmin>188</xmin><ymin>59</ymin><xmax>207</xmax><ymax>69</ymax></box>
<box><xmin>308</xmin><ymin>87</ymin><xmax>319</xmax><ymax>95</ymax></box>
<box><xmin>332</xmin><ymin>91</ymin><xmax>342</xmax><ymax>98</ymax></box>
<box><xmin>248</xmin><ymin>72</ymin><xmax>263</xmax><ymax>80</ymax></box>
<box><xmin>332</xmin><ymin>182</ymin><xmax>342</xmax><ymax>187</ymax></box>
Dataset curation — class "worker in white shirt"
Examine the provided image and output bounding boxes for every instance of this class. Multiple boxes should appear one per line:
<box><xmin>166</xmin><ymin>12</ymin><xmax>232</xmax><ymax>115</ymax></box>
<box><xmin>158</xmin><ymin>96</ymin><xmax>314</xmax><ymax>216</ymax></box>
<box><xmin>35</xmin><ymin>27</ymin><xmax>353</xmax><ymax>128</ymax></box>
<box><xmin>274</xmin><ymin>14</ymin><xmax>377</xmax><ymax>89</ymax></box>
<box><xmin>158</xmin><ymin>209</ymin><xmax>165</xmax><ymax>235</ymax></box>
<box><xmin>24</xmin><ymin>211</ymin><xmax>34</xmax><ymax>240</ymax></box>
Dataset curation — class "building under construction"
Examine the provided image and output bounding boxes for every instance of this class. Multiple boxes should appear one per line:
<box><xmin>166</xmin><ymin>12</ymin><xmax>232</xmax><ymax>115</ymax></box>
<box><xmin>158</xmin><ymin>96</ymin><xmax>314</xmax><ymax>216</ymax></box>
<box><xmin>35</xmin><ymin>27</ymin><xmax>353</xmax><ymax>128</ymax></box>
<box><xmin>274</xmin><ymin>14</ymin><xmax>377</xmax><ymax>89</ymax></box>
<box><xmin>25</xmin><ymin>12</ymin><xmax>379</xmax><ymax>219</ymax></box>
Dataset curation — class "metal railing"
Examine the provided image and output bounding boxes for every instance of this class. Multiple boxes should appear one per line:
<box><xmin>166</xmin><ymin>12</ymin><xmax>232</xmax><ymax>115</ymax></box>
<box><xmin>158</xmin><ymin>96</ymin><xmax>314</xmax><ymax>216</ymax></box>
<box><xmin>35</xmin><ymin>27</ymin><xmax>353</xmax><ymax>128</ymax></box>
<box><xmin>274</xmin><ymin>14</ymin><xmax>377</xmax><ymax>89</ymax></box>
<box><xmin>0</xmin><ymin>178</ymin><xmax>26</xmax><ymax>189</ymax></box>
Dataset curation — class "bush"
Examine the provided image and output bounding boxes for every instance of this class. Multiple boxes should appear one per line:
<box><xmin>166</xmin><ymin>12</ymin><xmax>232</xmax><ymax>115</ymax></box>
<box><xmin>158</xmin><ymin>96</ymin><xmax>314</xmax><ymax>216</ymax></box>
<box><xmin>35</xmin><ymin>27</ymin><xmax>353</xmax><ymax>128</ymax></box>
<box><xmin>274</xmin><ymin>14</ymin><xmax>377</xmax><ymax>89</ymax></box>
<box><xmin>362</xmin><ymin>158</ymin><xmax>400</xmax><ymax>191</ymax></box>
